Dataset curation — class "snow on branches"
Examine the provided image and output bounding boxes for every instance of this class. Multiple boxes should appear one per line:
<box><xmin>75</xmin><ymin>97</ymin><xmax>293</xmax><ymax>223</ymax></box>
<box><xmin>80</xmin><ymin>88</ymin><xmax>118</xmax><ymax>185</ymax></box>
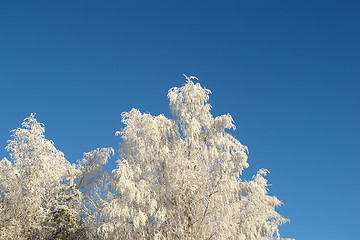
<box><xmin>104</xmin><ymin>77</ymin><xmax>291</xmax><ymax>240</ymax></box>
<box><xmin>0</xmin><ymin>77</ymin><xmax>292</xmax><ymax>240</ymax></box>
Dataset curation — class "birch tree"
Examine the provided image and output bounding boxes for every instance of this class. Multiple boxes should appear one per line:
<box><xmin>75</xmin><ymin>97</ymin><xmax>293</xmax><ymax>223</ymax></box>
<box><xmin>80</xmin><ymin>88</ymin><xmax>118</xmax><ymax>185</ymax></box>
<box><xmin>102</xmin><ymin>76</ymin><xmax>291</xmax><ymax>240</ymax></box>
<box><xmin>0</xmin><ymin>114</ymin><xmax>114</xmax><ymax>239</ymax></box>
<box><xmin>0</xmin><ymin>157</ymin><xmax>23</xmax><ymax>239</ymax></box>
<box><xmin>0</xmin><ymin>114</ymin><xmax>73</xmax><ymax>239</ymax></box>
<box><xmin>0</xmin><ymin>77</ymin><xmax>293</xmax><ymax>239</ymax></box>
<box><xmin>75</xmin><ymin>147</ymin><xmax>114</xmax><ymax>239</ymax></box>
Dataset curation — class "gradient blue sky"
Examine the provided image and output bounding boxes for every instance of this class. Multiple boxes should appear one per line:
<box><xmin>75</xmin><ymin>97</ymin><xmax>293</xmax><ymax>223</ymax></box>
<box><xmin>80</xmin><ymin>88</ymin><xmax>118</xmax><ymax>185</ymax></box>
<box><xmin>1</xmin><ymin>1</ymin><xmax>359</xmax><ymax>239</ymax></box>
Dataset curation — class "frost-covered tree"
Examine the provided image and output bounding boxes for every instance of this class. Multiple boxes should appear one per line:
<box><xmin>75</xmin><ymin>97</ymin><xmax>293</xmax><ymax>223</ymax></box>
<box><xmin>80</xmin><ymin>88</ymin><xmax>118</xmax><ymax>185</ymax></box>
<box><xmin>0</xmin><ymin>77</ymin><xmax>293</xmax><ymax>240</ymax></box>
<box><xmin>48</xmin><ymin>147</ymin><xmax>114</xmax><ymax>240</ymax></box>
<box><xmin>102</xmin><ymin>76</ymin><xmax>292</xmax><ymax>240</ymax></box>
<box><xmin>0</xmin><ymin>157</ymin><xmax>23</xmax><ymax>239</ymax></box>
<box><xmin>0</xmin><ymin>114</ymin><xmax>114</xmax><ymax>240</ymax></box>
<box><xmin>0</xmin><ymin>114</ymin><xmax>72</xmax><ymax>239</ymax></box>
<box><xmin>75</xmin><ymin>147</ymin><xmax>114</xmax><ymax>239</ymax></box>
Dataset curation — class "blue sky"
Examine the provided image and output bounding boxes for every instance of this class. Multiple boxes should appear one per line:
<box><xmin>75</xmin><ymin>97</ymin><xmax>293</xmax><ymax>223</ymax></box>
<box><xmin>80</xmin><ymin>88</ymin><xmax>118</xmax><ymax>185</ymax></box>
<box><xmin>1</xmin><ymin>1</ymin><xmax>359</xmax><ymax>239</ymax></box>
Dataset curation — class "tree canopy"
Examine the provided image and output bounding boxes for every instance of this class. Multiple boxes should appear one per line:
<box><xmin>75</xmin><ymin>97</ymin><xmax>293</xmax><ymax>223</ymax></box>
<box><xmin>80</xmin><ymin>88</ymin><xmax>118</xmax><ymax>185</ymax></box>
<box><xmin>0</xmin><ymin>76</ymin><xmax>293</xmax><ymax>240</ymax></box>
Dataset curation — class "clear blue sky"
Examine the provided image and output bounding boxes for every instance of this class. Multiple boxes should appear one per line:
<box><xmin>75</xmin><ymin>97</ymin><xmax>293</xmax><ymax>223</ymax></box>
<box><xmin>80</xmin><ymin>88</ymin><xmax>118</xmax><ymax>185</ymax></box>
<box><xmin>1</xmin><ymin>1</ymin><xmax>359</xmax><ymax>239</ymax></box>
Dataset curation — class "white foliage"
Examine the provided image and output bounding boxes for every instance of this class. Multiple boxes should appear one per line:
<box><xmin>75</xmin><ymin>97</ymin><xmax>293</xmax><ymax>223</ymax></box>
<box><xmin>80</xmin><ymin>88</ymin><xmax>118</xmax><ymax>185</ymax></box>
<box><xmin>103</xmin><ymin>77</ymin><xmax>292</xmax><ymax>239</ymax></box>
<box><xmin>0</xmin><ymin>115</ymin><xmax>114</xmax><ymax>239</ymax></box>
<box><xmin>75</xmin><ymin>147</ymin><xmax>114</xmax><ymax>238</ymax></box>
<box><xmin>0</xmin><ymin>77</ymin><xmax>293</xmax><ymax>240</ymax></box>
<box><xmin>1</xmin><ymin>114</ymin><xmax>71</xmax><ymax>239</ymax></box>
